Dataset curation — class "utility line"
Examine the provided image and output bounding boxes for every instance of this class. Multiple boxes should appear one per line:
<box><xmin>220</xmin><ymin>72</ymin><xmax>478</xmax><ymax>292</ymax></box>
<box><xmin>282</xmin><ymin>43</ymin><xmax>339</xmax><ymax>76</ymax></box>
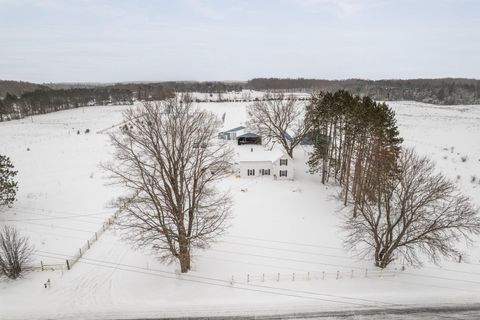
<box><xmin>34</xmin><ymin>250</ymin><xmax>396</xmax><ymax>307</ymax></box>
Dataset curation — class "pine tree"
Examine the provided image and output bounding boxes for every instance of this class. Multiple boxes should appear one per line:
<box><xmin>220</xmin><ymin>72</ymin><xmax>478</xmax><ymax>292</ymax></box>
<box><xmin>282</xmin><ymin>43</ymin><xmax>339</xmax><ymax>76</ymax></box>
<box><xmin>0</xmin><ymin>155</ymin><xmax>18</xmax><ymax>208</ymax></box>
<box><xmin>306</xmin><ymin>90</ymin><xmax>402</xmax><ymax>214</ymax></box>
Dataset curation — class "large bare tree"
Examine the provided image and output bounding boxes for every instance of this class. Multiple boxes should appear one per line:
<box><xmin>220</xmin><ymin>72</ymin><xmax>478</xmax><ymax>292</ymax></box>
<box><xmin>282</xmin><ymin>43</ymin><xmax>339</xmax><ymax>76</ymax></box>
<box><xmin>247</xmin><ymin>93</ymin><xmax>309</xmax><ymax>158</ymax></box>
<box><xmin>344</xmin><ymin>148</ymin><xmax>480</xmax><ymax>268</ymax></box>
<box><xmin>104</xmin><ymin>97</ymin><xmax>233</xmax><ymax>273</ymax></box>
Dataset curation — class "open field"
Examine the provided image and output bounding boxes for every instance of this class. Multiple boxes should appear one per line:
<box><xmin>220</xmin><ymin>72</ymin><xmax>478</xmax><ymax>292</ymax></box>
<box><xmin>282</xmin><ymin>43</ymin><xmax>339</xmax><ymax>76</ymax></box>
<box><xmin>0</xmin><ymin>100</ymin><xmax>480</xmax><ymax>319</ymax></box>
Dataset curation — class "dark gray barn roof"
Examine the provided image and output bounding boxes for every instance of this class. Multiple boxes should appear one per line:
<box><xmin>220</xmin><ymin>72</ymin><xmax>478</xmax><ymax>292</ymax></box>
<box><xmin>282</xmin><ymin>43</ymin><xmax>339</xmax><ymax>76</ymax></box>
<box><xmin>237</xmin><ymin>132</ymin><xmax>261</xmax><ymax>138</ymax></box>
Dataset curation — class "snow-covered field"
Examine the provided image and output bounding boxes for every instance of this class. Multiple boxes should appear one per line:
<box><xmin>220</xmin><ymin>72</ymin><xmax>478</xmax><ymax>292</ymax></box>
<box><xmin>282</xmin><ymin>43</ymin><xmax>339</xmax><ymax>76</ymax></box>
<box><xmin>0</xmin><ymin>100</ymin><xmax>480</xmax><ymax>319</ymax></box>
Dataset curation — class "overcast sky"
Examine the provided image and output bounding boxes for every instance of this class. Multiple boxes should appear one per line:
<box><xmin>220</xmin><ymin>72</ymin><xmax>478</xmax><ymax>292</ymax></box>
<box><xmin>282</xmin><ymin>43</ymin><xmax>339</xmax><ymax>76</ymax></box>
<box><xmin>1</xmin><ymin>0</ymin><xmax>479</xmax><ymax>83</ymax></box>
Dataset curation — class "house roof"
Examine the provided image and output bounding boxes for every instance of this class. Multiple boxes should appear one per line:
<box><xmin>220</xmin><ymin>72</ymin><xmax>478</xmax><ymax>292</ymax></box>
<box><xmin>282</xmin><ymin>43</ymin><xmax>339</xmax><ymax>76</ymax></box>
<box><xmin>237</xmin><ymin>132</ymin><xmax>261</xmax><ymax>139</ymax></box>
<box><xmin>225</xmin><ymin>126</ymin><xmax>246</xmax><ymax>133</ymax></box>
<box><xmin>238</xmin><ymin>147</ymin><xmax>288</xmax><ymax>162</ymax></box>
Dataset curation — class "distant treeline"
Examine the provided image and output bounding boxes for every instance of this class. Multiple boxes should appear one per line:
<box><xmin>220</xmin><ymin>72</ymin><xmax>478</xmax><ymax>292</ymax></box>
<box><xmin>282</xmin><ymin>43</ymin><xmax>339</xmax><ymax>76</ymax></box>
<box><xmin>247</xmin><ymin>78</ymin><xmax>480</xmax><ymax>105</ymax></box>
<box><xmin>0</xmin><ymin>88</ymin><xmax>133</xmax><ymax>121</ymax></box>
<box><xmin>2</xmin><ymin>78</ymin><xmax>480</xmax><ymax>117</ymax></box>
<box><xmin>0</xmin><ymin>80</ymin><xmax>48</xmax><ymax>98</ymax></box>
<box><xmin>109</xmin><ymin>81</ymin><xmax>243</xmax><ymax>98</ymax></box>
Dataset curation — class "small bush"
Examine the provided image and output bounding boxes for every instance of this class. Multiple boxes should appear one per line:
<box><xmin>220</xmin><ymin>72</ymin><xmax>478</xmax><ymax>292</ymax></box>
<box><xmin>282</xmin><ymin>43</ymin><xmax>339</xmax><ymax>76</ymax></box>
<box><xmin>461</xmin><ymin>156</ymin><xmax>468</xmax><ymax>162</ymax></box>
<box><xmin>85</xmin><ymin>128</ymin><xmax>90</xmax><ymax>134</ymax></box>
<box><xmin>0</xmin><ymin>226</ymin><xmax>34</xmax><ymax>279</ymax></box>
<box><xmin>472</xmin><ymin>176</ymin><xmax>477</xmax><ymax>183</ymax></box>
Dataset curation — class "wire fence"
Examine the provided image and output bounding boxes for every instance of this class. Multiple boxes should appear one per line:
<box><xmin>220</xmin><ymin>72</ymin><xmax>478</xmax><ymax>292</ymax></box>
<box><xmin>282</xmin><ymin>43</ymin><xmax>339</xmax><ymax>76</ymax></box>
<box><xmin>24</xmin><ymin>213</ymin><xmax>118</xmax><ymax>273</ymax></box>
<box><xmin>23</xmin><ymin>262</ymin><xmax>68</xmax><ymax>272</ymax></box>
<box><xmin>230</xmin><ymin>268</ymin><xmax>400</xmax><ymax>284</ymax></box>
<box><xmin>66</xmin><ymin>214</ymin><xmax>117</xmax><ymax>270</ymax></box>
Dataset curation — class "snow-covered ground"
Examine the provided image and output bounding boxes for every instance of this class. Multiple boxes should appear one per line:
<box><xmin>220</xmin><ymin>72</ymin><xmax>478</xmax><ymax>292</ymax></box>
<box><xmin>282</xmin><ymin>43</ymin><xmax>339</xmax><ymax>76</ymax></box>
<box><xmin>0</xmin><ymin>100</ymin><xmax>480</xmax><ymax>319</ymax></box>
<box><xmin>188</xmin><ymin>89</ymin><xmax>311</xmax><ymax>102</ymax></box>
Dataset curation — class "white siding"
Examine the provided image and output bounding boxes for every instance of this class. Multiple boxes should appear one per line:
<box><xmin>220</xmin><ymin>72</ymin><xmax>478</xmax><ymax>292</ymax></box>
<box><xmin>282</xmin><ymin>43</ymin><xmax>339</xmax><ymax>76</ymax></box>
<box><xmin>273</xmin><ymin>157</ymin><xmax>294</xmax><ymax>180</ymax></box>
<box><xmin>239</xmin><ymin>155</ymin><xmax>294</xmax><ymax>180</ymax></box>
<box><xmin>239</xmin><ymin>161</ymin><xmax>273</xmax><ymax>178</ymax></box>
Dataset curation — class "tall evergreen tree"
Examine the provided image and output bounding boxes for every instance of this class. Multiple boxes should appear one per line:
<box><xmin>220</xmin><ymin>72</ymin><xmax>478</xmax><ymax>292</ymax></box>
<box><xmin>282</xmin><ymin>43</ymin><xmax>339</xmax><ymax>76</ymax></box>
<box><xmin>306</xmin><ymin>90</ymin><xmax>402</xmax><ymax>214</ymax></box>
<box><xmin>0</xmin><ymin>155</ymin><xmax>18</xmax><ymax>208</ymax></box>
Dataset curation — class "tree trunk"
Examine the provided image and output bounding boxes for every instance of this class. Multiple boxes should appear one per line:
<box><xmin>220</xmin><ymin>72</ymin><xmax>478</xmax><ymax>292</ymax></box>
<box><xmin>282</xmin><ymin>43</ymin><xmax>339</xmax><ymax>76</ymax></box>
<box><xmin>178</xmin><ymin>239</ymin><xmax>191</xmax><ymax>273</ymax></box>
<box><xmin>178</xmin><ymin>224</ymin><xmax>191</xmax><ymax>273</ymax></box>
<box><xmin>375</xmin><ymin>246</ymin><xmax>393</xmax><ymax>269</ymax></box>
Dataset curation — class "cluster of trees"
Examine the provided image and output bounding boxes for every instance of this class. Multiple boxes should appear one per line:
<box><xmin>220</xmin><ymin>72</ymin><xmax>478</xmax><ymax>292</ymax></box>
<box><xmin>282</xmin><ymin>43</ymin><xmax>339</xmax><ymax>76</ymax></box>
<box><xmin>247</xmin><ymin>78</ymin><xmax>480</xmax><ymax>105</ymax></box>
<box><xmin>109</xmin><ymin>81</ymin><xmax>243</xmax><ymax>100</ymax></box>
<box><xmin>0</xmin><ymin>80</ymin><xmax>47</xmax><ymax>98</ymax></box>
<box><xmin>0</xmin><ymin>88</ymin><xmax>133</xmax><ymax>121</ymax></box>
<box><xmin>306</xmin><ymin>90</ymin><xmax>402</xmax><ymax>213</ymax></box>
<box><xmin>306</xmin><ymin>90</ymin><xmax>480</xmax><ymax>268</ymax></box>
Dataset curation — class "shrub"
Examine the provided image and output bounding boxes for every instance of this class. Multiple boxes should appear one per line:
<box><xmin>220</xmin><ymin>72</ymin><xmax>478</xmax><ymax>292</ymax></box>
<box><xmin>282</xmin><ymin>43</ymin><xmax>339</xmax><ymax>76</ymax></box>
<box><xmin>0</xmin><ymin>226</ymin><xmax>34</xmax><ymax>279</ymax></box>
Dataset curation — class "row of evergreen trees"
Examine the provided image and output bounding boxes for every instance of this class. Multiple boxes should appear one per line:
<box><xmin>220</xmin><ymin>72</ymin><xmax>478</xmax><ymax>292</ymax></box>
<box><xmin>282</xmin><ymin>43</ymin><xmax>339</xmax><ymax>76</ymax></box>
<box><xmin>306</xmin><ymin>90</ymin><xmax>403</xmax><ymax>216</ymax></box>
<box><xmin>0</xmin><ymin>88</ymin><xmax>133</xmax><ymax>121</ymax></box>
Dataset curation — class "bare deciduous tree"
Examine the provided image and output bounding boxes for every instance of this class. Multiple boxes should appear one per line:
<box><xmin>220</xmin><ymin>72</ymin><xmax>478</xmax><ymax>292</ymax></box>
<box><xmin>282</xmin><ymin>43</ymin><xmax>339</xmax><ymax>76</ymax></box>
<box><xmin>344</xmin><ymin>148</ymin><xmax>480</xmax><ymax>268</ymax></box>
<box><xmin>247</xmin><ymin>93</ymin><xmax>309</xmax><ymax>158</ymax></box>
<box><xmin>104</xmin><ymin>97</ymin><xmax>233</xmax><ymax>273</ymax></box>
<box><xmin>0</xmin><ymin>226</ymin><xmax>34</xmax><ymax>279</ymax></box>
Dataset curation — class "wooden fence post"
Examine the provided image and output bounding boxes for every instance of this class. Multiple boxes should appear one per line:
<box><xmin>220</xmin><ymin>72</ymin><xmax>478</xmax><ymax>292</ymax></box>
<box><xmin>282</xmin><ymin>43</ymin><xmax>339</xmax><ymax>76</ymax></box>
<box><xmin>66</xmin><ymin>259</ymin><xmax>70</xmax><ymax>270</ymax></box>
<box><xmin>41</xmin><ymin>260</ymin><xmax>44</xmax><ymax>271</ymax></box>
<box><xmin>336</xmin><ymin>270</ymin><xmax>339</xmax><ymax>280</ymax></box>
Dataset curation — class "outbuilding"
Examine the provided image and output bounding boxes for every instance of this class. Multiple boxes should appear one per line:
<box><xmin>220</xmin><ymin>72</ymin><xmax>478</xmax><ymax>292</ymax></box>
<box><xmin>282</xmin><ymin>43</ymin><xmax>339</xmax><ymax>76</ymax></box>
<box><xmin>218</xmin><ymin>126</ymin><xmax>246</xmax><ymax>140</ymax></box>
<box><xmin>237</xmin><ymin>132</ymin><xmax>262</xmax><ymax>145</ymax></box>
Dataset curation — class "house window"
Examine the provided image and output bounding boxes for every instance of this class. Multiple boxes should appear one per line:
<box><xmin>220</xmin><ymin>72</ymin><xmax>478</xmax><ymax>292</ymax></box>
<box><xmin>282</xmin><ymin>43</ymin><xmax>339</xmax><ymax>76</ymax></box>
<box><xmin>247</xmin><ymin>169</ymin><xmax>255</xmax><ymax>176</ymax></box>
<box><xmin>280</xmin><ymin>159</ymin><xmax>288</xmax><ymax>166</ymax></box>
<box><xmin>260</xmin><ymin>169</ymin><xmax>270</xmax><ymax>176</ymax></box>
<box><xmin>280</xmin><ymin>170</ymin><xmax>288</xmax><ymax>177</ymax></box>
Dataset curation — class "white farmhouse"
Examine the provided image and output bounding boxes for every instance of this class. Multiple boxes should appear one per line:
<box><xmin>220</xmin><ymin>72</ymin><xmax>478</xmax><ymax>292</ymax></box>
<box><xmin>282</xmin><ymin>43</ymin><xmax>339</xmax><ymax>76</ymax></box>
<box><xmin>238</xmin><ymin>147</ymin><xmax>294</xmax><ymax>180</ymax></box>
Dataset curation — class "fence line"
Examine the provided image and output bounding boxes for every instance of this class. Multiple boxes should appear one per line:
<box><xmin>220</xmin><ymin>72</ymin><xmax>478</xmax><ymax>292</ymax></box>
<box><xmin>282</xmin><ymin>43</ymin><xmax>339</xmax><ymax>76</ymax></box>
<box><xmin>230</xmin><ymin>268</ymin><xmax>399</xmax><ymax>284</ymax></box>
<box><xmin>66</xmin><ymin>214</ymin><xmax>118</xmax><ymax>270</ymax></box>
<box><xmin>25</xmin><ymin>213</ymin><xmax>118</xmax><ymax>273</ymax></box>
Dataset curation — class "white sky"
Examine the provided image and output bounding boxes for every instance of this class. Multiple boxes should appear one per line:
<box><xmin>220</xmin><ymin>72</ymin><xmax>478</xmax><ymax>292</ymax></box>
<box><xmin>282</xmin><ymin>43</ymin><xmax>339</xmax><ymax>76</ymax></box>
<box><xmin>1</xmin><ymin>0</ymin><xmax>479</xmax><ymax>83</ymax></box>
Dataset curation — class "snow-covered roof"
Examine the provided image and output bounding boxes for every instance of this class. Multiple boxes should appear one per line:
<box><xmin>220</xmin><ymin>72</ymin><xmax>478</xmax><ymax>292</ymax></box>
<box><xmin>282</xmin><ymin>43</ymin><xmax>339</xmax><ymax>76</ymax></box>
<box><xmin>237</xmin><ymin>147</ymin><xmax>288</xmax><ymax>162</ymax></box>
<box><xmin>225</xmin><ymin>126</ymin><xmax>245</xmax><ymax>133</ymax></box>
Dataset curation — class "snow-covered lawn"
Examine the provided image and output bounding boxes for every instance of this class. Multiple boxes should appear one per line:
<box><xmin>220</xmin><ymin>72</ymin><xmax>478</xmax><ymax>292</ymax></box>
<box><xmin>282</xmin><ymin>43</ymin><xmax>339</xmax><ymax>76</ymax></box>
<box><xmin>0</xmin><ymin>101</ymin><xmax>480</xmax><ymax>319</ymax></box>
